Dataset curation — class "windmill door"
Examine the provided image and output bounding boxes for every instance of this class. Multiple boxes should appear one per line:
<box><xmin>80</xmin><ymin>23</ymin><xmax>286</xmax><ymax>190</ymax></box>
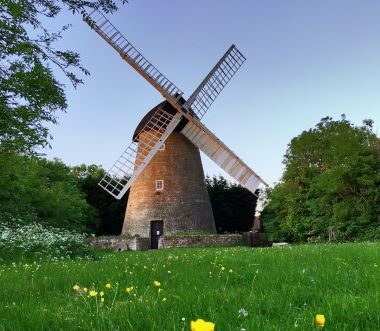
<box><xmin>150</xmin><ymin>220</ymin><xmax>164</xmax><ymax>249</ymax></box>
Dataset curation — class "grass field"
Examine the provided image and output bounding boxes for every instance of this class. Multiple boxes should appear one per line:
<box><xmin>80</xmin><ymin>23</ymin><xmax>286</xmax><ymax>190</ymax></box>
<box><xmin>0</xmin><ymin>243</ymin><xmax>379</xmax><ymax>330</ymax></box>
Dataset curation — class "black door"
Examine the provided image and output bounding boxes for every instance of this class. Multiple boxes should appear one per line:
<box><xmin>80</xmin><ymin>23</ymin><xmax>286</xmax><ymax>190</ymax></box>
<box><xmin>150</xmin><ymin>220</ymin><xmax>164</xmax><ymax>249</ymax></box>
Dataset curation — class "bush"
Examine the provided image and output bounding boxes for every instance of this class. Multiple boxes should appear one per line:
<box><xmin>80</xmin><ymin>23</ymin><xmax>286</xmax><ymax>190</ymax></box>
<box><xmin>0</xmin><ymin>217</ymin><xmax>92</xmax><ymax>261</ymax></box>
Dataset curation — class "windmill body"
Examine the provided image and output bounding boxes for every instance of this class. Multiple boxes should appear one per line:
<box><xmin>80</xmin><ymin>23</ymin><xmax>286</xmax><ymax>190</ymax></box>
<box><xmin>123</xmin><ymin>102</ymin><xmax>215</xmax><ymax>238</ymax></box>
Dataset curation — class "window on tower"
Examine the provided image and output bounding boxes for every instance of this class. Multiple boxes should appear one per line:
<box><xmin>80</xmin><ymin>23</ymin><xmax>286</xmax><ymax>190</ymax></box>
<box><xmin>155</xmin><ymin>179</ymin><xmax>164</xmax><ymax>191</ymax></box>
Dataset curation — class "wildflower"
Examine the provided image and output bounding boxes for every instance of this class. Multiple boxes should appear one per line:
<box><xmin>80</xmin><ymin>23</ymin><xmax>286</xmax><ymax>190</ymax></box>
<box><xmin>126</xmin><ymin>287</ymin><xmax>134</xmax><ymax>293</ymax></box>
<box><xmin>154</xmin><ymin>280</ymin><xmax>161</xmax><ymax>287</ymax></box>
<box><xmin>315</xmin><ymin>314</ymin><xmax>325</xmax><ymax>328</ymax></box>
<box><xmin>83</xmin><ymin>287</ymin><xmax>88</xmax><ymax>293</ymax></box>
<box><xmin>221</xmin><ymin>266</ymin><xmax>225</xmax><ymax>271</ymax></box>
<box><xmin>105</xmin><ymin>283</ymin><xmax>111</xmax><ymax>289</ymax></box>
<box><xmin>181</xmin><ymin>317</ymin><xmax>186</xmax><ymax>322</ymax></box>
<box><xmin>191</xmin><ymin>319</ymin><xmax>215</xmax><ymax>331</ymax></box>
<box><xmin>229</xmin><ymin>269</ymin><xmax>233</xmax><ymax>273</ymax></box>
<box><xmin>238</xmin><ymin>308</ymin><xmax>248</xmax><ymax>318</ymax></box>
<box><xmin>99</xmin><ymin>291</ymin><xmax>104</xmax><ymax>297</ymax></box>
<box><xmin>73</xmin><ymin>284</ymin><xmax>80</xmax><ymax>291</ymax></box>
<box><xmin>89</xmin><ymin>290</ymin><xmax>98</xmax><ymax>297</ymax></box>
<box><xmin>101</xmin><ymin>297</ymin><xmax>105</xmax><ymax>303</ymax></box>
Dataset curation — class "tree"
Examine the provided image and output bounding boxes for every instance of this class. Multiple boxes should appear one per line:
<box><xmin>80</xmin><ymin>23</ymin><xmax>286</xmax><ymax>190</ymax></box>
<box><xmin>0</xmin><ymin>0</ymin><xmax>127</xmax><ymax>154</ymax></box>
<box><xmin>0</xmin><ymin>153</ymin><xmax>98</xmax><ymax>232</ymax></box>
<box><xmin>262</xmin><ymin>116</ymin><xmax>380</xmax><ymax>242</ymax></box>
<box><xmin>205</xmin><ymin>175</ymin><xmax>258</xmax><ymax>233</ymax></box>
<box><xmin>72</xmin><ymin>164</ymin><xmax>128</xmax><ymax>235</ymax></box>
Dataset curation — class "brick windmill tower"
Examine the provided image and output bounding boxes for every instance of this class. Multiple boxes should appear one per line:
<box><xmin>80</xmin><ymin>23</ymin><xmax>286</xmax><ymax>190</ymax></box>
<box><xmin>83</xmin><ymin>8</ymin><xmax>268</xmax><ymax>248</ymax></box>
<box><xmin>123</xmin><ymin>100</ymin><xmax>216</xmax><ymax>240</ymax></box>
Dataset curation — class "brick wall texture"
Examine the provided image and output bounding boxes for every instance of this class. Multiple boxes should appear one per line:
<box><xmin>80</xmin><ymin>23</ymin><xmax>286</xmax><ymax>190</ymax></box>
<box><xmin>123</xmin><ymin>131</ymin><xmax>216</xmax><ymax>237</ymax></box>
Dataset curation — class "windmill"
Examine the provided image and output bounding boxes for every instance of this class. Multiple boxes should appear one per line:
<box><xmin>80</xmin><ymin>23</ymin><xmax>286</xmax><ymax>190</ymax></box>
<box><xmin>83</xmin><ymin>7</ymin><xmax>268</xmax><ymax>245</ymax></box>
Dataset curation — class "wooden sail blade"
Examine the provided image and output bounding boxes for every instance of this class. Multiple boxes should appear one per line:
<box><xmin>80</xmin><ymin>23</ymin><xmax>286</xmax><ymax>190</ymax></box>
<box><xmin>83</xmin><ymin>9</ymin><xmax>184</xmax><ymax>107</ymax></box>
<box><xmin>182</xmin><ymin>45</ymin><xmax>246</xmax><ymax>119</ymax></box>
<box><xmin>180</xmin><ymin>121</ymin><xmax>268</xmax><ymax>193</ymax></box>
<box><xmin>99</xmin><ymin>107</ymin><xmax>183</xmax><ymax>199</ymax></box>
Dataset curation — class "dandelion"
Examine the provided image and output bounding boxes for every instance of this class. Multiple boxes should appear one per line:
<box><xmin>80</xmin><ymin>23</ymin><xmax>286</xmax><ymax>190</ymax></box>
<box><xmin>89</xmin><ymin>290</ymin><xmax>98</xmax><ymax>297</ymax></box>
<box><xmin>99</xmin><ymin>291</ymin><xmax>104</xmax><ymax>297</ymax></box>
<box><xmin>191</xmin><ymin>319</ymin><xmax>215</xmax><ymax>331</ymax></box>
<box><xmin>72</xmin><ymin>284</ymin><xmax>80</xmax><ymax>291</ymax></box>
<box><xmin>154</xmin><ymin>280</ymin><xmax>161</xmax><ymax>287</ymax></box>
<box><xmin>221</xmin><ymin>266</ymin><xmax>225</xmax><ymax>271</ymax></box>
<box><xmin>126</xmin><ymin>287</ymin><xmax>134</xmax><ymax>293</ymax></box>
<box><xmin>83</xmin><ymin>287</ymin><xmax>88</xmax><ymax>293</ymax></box>
<box><xmin>315</xmin><ymin>314</ymin><xmax>325</xmax><ymax>328</ymax></box>
<box><xmin>105</xmin><ymin>283</ymin><xmax>111</xmax><ymax>289</ymax></box>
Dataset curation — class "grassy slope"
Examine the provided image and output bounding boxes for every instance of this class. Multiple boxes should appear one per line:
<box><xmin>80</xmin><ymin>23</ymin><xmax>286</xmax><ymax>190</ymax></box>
<box><xmin>0</xmin><ymin>243</ymin><xmax>379</xmax><ymax>330</ymax></box>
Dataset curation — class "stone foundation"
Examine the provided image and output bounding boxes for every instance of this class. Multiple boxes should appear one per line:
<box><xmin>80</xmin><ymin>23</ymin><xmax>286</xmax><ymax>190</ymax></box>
<box><xmin>89</xmin><ymin>236</ymin><xmax>150</xmax><ymax>251</ymax></box>
<box><xmin>158</xmin><ymin>234</ymin><xmax>243</xmax><ymax>249</ymax></box>
<box><xmin>89</xmin><ymin>234</ymin><xmax>243</xmax><ymax>251</ymax></box>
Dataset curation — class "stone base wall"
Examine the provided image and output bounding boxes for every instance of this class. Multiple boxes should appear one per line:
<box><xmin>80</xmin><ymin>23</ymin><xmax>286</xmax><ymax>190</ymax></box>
<box><xmin>89</xmin><ymin>234</ymin><xmax>243</xmax><ymax>251</ymax></box>
<box><xmin>158</xmin><ymin>234</ymin><xmax>243</xmax><ymax>249</ymax></box>
<box><xmin>89</xmin><ymin>237</ymin><xmax>150</xmax><ymax>252</ymax></box>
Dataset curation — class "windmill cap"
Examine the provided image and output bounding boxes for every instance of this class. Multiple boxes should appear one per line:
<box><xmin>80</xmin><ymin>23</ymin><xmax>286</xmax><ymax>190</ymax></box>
<box><xmin>133</xmin><ymin>97</ymin><xmax>190</xmax><ymax>142</ymax></box>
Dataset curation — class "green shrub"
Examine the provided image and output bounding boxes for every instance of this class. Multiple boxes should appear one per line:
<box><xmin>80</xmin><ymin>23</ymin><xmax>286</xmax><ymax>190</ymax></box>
<box><xmin>0</xmin><ymin>217</ymin><xmax>92</xmax><ymax>261</ymax></box>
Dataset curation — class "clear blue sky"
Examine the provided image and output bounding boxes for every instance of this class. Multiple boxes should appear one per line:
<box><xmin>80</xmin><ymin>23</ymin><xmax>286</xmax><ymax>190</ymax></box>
<box><xmin>43</xmin><ymin>0</ymin><xmax>380</xmax><ymax>186</ymax></box>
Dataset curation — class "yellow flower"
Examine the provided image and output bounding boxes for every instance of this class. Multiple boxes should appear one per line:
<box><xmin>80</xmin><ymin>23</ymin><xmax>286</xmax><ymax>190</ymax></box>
<box><xmin>126</xmin><ymin>287</ymin><xmax>134</xmax><ymax>293</ymax></box>
<box><xmin>72</xmin><ymin>284</ymin><xmax>80</xmax><ymax>291</ymax></box>
<box><xmin>99</xmin><ymin>291</ymin><xmax>104</xmax><ymax>297</ymax></box>
<box><xmin>105</xmin><ymin>283</ymin><xmax>111</xmax><ymax>289</ymax></box>
<box><xmin>83</xmin><ymin>287</ymin><xmax>88</xmax><ymax>293</ymax></box>
<box><xmin>191</xmin><ymin>319</ymin><xmax>215</xmax><ymax>331</ymax></box>
<box><xmin>229</xmin><ymin>269</ymin><xmax>233</xmax><ymax>273</ymax></box>
<box><xmin>100</xmin><ymin>297</ymin><xmax>105</xmax><ymax>303</ymax></box>
<box><xmin>315</xmin><ymin>314</ymin><xmax>325</xmax><ymax>328</ymax></box>
<box><xmin>89</xmin><ymin>290</ymin><xmax>98</xmax><ymax>297</ymax></box>
<box><xmin>221</xmin><ymin>267</ymin><xmax>225</xmax><ymax>271</ymax></box>
<box><xmin>154</xmin><ymin>281</ymin><xmax>161</xmax><ymax>287</ymax></box>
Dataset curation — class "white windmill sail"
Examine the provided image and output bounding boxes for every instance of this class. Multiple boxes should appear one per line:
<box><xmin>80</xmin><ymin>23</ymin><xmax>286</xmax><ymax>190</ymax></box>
<box><xmin>99</xmin><ymin>107</ymin><xmax>183</xmax><ymax>199</ymax></box>
<box><xmin>182</xmin><ymin>45</ymin><xmax>246</xmax><ymax>119</ymax></box>
<box><xmin>83</xmin><ymin>9</ymin><xmax>184</xmax><ymax>107</ymax></box>
<box><xmin>181</xmin><ymin>120</ymin><xmax>268</xmax><ymax>193</ymax></box>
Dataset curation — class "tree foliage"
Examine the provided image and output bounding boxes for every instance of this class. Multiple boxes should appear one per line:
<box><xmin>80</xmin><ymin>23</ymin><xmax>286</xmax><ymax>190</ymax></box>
<box><xmin>262</xmin><ymin>116</ymin><xmax>380</xmax><ymax>242</ymax></box>
<box><xmin>0</xmin><ymin>0</ymin><xmax>127</xmax><ymax>154</ymax></box>
<box><xmin>0</xmin><ymin>153</ymin><xmax>98</xmax><ymax>232</ymax></box>
<box><xmin>72</xmin><ymin>164</ymin><xmax>128</xmax><ymax>235</ymax></box>
<box><xmin>206</xmin><ymin>176</ymin><xmax>258</xmax><ymax>233</ymax></box>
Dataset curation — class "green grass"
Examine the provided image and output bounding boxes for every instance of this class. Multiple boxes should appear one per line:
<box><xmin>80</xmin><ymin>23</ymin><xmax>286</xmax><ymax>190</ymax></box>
<box><xmin>0</xmin><ymin>243</ymin><xmax>379</xmax><ymax>330</ymax></box>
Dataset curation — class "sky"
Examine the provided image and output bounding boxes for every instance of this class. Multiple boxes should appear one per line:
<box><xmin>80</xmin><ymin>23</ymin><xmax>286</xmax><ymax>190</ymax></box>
<box><xmin>42</xmin><ymin>0</ymin><xmax>380</xmax><ymax>186</ymax></box>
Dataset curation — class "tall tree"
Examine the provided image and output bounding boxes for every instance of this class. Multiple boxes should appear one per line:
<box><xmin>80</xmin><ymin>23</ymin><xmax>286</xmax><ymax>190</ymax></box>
<box><xmin>72</xmin><ymin>164</ymin><xmax>128</xmax><ymax>235</ymax></box>
<box><xmin>206</xmin><ymin>175</ymin><xmax>258</xmax><ymax>233</ymax></box>
<box><xmin>0</xmin><ymin>0</ymin><xmax>127</xmax><ymax>154</ymax></box>
<box><xmin>262</xmin><ymin>116</ymin><xmax>380</xmax><ymax>242</ymax></box>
